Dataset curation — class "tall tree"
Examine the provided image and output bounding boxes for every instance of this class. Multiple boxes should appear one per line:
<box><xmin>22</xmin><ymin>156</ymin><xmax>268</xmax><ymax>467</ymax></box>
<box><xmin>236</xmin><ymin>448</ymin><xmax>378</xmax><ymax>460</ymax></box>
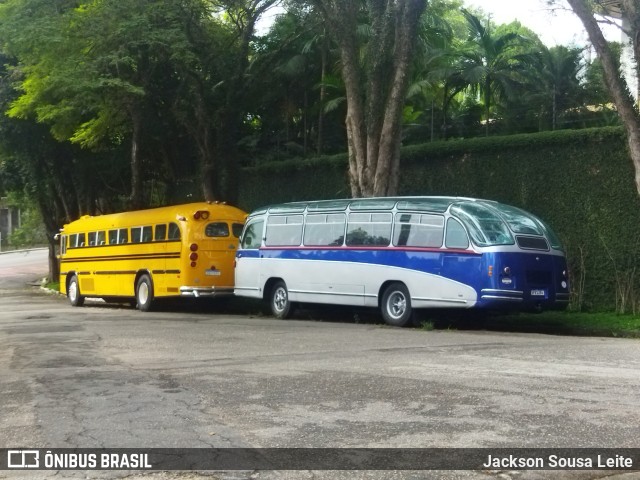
<box><xmin>210</xmin><ymin>0</ymin><xmax>279</xmax><ymax>204</ymax></box>
<box><xmin>535</xmin><ymin>45</ymin><xmax>584</xmax><ymax>130</ymax></box>
<box><xmin>311</xmin><ymin>0</ymin><xmax>428</xmax><ymax>197</ymax></box>
<box><xmin>0</xmin><ymin>0</ymin><xmax>202</xmax><ymax>209</ymax></box>
<box><xmin>456</xmin><ymin>10</ymin><xmax>529</xmax><ymax>136</ymax></box>
<box><xmin>564</xmin><ymin>0</ymin><xmax>640</xmax><ymax>195</ymax></box>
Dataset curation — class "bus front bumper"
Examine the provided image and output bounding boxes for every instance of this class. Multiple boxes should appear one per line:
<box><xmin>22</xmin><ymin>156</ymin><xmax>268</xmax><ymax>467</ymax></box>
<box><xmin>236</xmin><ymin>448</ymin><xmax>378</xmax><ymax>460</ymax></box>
<box><xmin>179</xmin><ymin>286</ymin><xmax>234</xmax><ymax>298</ymax></box>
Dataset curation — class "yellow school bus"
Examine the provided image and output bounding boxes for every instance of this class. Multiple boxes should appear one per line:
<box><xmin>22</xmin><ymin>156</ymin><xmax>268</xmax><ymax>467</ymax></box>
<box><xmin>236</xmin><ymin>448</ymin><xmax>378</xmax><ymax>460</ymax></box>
<box><xmin>59</xmin><ymin>202</ymin><xmax>247</xmax><ymax>311</ymax></box>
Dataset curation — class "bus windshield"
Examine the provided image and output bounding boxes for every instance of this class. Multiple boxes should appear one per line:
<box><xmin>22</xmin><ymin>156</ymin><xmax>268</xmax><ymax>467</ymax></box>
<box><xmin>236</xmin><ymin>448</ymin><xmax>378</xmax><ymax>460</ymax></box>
<box><xmin>451</xmin><ymin>202</ymin><xmax>514</xmax><ymax>247</ymax></box>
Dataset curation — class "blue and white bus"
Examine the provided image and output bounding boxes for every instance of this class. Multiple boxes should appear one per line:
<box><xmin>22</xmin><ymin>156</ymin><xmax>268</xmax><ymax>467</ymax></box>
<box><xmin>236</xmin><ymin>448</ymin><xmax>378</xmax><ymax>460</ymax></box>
<box><xmin>234</xmin><ymin>197</ymin><xmax>569</xmax><ymax>326</ymax></box>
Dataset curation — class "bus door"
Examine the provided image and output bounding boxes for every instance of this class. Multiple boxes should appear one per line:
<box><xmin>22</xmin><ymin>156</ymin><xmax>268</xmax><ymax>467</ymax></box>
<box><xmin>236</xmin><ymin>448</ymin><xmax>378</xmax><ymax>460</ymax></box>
<box><xmin>235</xmin><ymin>218</ymin><xmax>265</xmax><ymax>298</ymax></box>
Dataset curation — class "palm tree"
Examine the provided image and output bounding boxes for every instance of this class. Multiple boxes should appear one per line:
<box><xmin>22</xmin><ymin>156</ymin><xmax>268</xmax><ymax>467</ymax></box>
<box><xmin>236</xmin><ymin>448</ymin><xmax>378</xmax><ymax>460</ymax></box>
<box><xmin>455</xmin><ymin>9</ymin><xmax>528</xmax><ymax>136</ymax></box>
<box><xmin>530</xmin><ymin>45</ymin><xmax>584</xmax><ymax>130</ymax></box>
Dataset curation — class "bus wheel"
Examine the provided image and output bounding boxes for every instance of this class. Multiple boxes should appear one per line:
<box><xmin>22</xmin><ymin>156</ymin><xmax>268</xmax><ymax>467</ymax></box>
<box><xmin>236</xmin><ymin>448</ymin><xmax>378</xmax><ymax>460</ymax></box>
<box><xmin>270</xmin><ymin>280</ymin><xmax>292</xmax><ymax>319</ymax></box>
<box><xmin>68</xmin><ymin>275</ymin><xmax>85</xmax><ymax>307</ymax></box>
<box><xmin>381</xmin><ymin>282</ymin><xmax>412</xmax><ymax>327</ymax></box>
<box><xmin>136</xmin><ymin>274</ymin><xmax>154</xmax><ymax>312</ymax></box>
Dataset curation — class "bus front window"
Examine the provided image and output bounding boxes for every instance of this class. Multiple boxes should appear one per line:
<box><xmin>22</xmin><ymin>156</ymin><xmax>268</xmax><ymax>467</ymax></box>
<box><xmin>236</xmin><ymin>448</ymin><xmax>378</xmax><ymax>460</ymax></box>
<box><xmin>241</xmin><ymin>220</ymin><xmax>264</xmax><ymax>249</ymax></box>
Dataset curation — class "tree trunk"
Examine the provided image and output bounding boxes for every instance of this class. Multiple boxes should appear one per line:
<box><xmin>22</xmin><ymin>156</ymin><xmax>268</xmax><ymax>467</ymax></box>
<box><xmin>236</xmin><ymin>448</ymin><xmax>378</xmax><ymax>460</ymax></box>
<box><xmin>317</xmin><ymin>0</ymin><xmax>427</xmax><ymax>198</ymax></box>
<box><xmin>552</xmin><ymin>84</ymin><xmax>557</xmax><ymax>131</ymax></box>
<box><xmin>129</xmin><ymin>108</ymin><xmax>144</xmax><ymax>209</ymax></box>
<box><xmin>34</xmin><ymin>188</ymin><xmax>62</xmax><ymax>283</ymax></box>
<box><xmin>317</xmin><ymin>32</ymin><xmax>327</xmax><ymax>155</ymax></box>
<box><xmin>47</xmin><ymin>236</ymin><xmax>59</xmax><ymax>283</ymax></box>
<box><xmin>484</xmin><ymin>78</ymin><xmax>491</xmax><ymax>136</ymax></box>
<box><xmin>620</xmin><ymin>1</ymin><xmax>640</xmax><ymax>100</ymax></box>
<box><xmin>568</xmin><ymin>0</ymin><xmax>640</xmax><ymax>195</ymax></box>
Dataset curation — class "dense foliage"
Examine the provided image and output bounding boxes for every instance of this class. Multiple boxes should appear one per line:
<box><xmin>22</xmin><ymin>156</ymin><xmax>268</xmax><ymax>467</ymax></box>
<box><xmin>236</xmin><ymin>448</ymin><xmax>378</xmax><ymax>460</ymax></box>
<box><xmin>0</xmin><ymin>1</ymin><xmax>623</xmax><ymax>212</ymax></box>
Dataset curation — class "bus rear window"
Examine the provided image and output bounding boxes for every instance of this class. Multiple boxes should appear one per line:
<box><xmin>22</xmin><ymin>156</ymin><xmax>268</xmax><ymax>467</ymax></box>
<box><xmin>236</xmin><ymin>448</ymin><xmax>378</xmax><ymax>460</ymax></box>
<box><xmin>205</xmin><ymin>222</ymin><xmax>230</xmax><ymax>237</ymax></box>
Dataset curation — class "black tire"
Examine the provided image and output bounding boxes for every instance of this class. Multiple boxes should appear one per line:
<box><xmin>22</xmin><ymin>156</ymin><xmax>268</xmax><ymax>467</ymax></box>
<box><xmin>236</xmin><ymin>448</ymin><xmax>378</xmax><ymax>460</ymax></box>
<box><xmin>270</xmin><ymin>280</ymin><xmax>292</xmax><ymax>319</ymax></box>
<box><xmin>67</xmin><ymin>274</ymin><xmax>85</xmax><ymax>307</ymax></box>
<box><xmin>136</xmin><ymin>274</ymin><xmax>154</xmax><ymax>312</ymax></box>
<box><xmin>381</xmin><ymin>282</ymin><xmax>413</xmax><ymax>327</ymax></box>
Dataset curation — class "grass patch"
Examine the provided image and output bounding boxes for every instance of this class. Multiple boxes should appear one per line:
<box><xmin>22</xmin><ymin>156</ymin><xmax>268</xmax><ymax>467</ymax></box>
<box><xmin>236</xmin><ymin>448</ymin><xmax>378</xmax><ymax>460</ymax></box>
<box><xmin>424</xmin><ymin>310</ymin><xmax>640</xmax><ymax>338</ymax></box>
<box><xmin>44</xmin><ymin>281</ymin><xmax>60</xmax><ymax>291</ymax></box>
<box><xmin>419</xmin><ymin>320</ymin><xmax>435</xmax><ymax>331</ymax></box>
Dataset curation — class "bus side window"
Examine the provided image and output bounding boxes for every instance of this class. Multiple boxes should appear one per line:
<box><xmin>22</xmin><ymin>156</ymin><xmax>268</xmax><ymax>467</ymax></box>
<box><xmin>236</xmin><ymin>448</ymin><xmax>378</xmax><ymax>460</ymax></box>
<box><xmin>118</xmin><ymin>229</ymin><xmax>128</xmax><ymax>244</ymax></box>
<box><xmin>393</xmin><ymin>213</ymin><xmax>444</xmax><ymax>248</ymax></box>
<box><xmin>142</xmin><ymin>226</ymin><xmax>152</xmax><ymax>242</ymax></box>
<box><xmin>88</xmin><ymin>232</ymin><xmax>96</xmax><ymax>246</ymax></box>
<box><xmin>232</xmin><ymin>223</ymin><xmax>244</xmax><ymax>238</ymax></box>
<box><xmin>108</xmin><ymin>230</ymin><xmax>118</xmax><ymax>245</ymax></box>
<box><xmin>131</xmin><ymin>227</ymin><xmax>142</xmax><ymax>243</ymax></box>
<box><xmin>155</xmin><ymin>224</ymin><xmax>167</xmax><ymax>241</ymax></box>
<box><xmin>303</xmin><ymin>213</ymin><xmax>346</xmax><ymax>246</ymax></box>
<box><xmin>60</xmin><ymin>235</ymin><xmax>67</xmax><ymax>254</ymax></box>
<box><xmin>168</xmin><ymin>222</ymin><xmax>181</xmax><ymax>240</ymax></box>
<box><xmin>265</xmin><ymin>215</ymin><xmax>302</xmax><ymax>246</ymax></box>
<box><xmin>241</xmin><ymin>220</ymin><xmax>264</xmax><ymax>249</ymax></box>
<box><xmin>69</xmin><ymin>233</ymin><xmax>85</xmax><ymax>248</ymax></box>
<box><xmin>97</xmin><ymin>231</ymin><xmax>106</xmax><ymax>245</ymax></box>
<box><xmin>445</xmin><ymin>218</ymin><xmax>469</xmax><ymax>249</ymax></box>
<box><xmin>346</xmin><ymin>213</ymin><xmax>392</xmax><ymax>246</ymax></box>
<box><xmin>131</xmin><ymin>226</ymin><xmax>152</xmax><ymax>243</ymax></box>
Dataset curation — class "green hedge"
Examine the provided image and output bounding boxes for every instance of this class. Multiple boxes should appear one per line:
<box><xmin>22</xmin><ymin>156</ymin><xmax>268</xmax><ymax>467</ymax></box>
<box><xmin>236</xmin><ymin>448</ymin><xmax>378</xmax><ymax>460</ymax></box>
<box><xmin>239</xmin><ymin>127</ymin><xmax>640</xmax><ymax>312</ymax></box>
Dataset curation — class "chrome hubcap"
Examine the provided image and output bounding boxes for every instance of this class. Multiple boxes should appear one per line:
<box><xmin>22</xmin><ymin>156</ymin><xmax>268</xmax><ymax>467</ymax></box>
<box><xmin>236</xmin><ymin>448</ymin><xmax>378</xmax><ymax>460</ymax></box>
<box><xmin>274</xmin><ymin>287</ymin><xmax>287</xmax><ymax>312</ymax></box>
<box><xmin>138</xmin><ymin>282</ymin><xmax>149</xmax><ymax>305</ymax></box>
<box><xmin>69</xmin><ymin>281</ymin><xmax>77</xmax><ymax>302</ymax></box>
<box><xmin>387</xmin><ymin>292</ymin><xmax>406</xmax><ymax>319</ymax></box>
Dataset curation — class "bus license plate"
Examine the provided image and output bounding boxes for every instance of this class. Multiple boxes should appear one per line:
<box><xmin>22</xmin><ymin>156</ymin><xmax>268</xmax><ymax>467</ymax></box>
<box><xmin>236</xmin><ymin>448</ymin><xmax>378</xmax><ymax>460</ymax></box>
<box><xmin>205</xmin><ymin>269</ymin><xmax>221</xmax><ymax>276</ymax></box>
<box><xmin>531</xmin><ymin>289</ymin><xmax>546</xmax><ymax>297</ymax></box>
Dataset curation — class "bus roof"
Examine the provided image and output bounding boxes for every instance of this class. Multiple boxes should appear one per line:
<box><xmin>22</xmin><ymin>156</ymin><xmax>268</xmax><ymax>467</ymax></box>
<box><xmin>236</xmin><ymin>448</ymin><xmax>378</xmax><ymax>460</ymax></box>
<box><xmin>252</xmin><ymin>196</ymin><xmax>492</xmax><ymax>216</ymax></box>
<box><xmin>61</xmin><ymin>202</ymin><xmax>247</xmax><ymax>233</ymax></box>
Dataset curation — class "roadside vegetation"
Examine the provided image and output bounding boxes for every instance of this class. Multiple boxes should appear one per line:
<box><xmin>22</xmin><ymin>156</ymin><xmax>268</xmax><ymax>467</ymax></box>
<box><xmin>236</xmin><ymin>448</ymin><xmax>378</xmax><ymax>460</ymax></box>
<box><xmin>424</xmin><ymin>311</ymin><xmax>640</xmax><ymax>339</ymax></box>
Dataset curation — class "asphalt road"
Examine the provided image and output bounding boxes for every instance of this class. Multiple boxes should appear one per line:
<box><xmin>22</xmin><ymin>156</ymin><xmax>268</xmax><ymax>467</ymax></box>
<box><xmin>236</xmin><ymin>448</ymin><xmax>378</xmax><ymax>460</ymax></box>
<box><xmin>0</xmin><ymin>250</ymin><xmax>639</xmax><ymax>480</ymax></box>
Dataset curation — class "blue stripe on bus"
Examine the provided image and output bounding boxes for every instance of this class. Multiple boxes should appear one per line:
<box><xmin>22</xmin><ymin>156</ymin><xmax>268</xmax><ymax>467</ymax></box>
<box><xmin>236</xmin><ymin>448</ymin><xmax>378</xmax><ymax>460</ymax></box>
<box><xmin>238</xmin><ymin>247</ymin><xmax>568</xmax><ymax>309</ymax></box>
